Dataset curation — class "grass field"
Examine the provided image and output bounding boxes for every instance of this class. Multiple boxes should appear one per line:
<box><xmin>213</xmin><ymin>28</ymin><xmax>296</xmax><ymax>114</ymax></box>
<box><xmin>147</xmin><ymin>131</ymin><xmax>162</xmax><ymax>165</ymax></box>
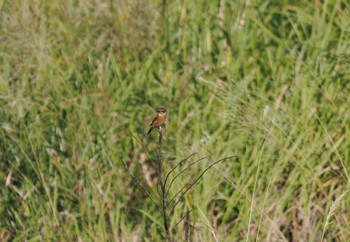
<box><xmin>1</xmin><ymin>0</ymin><xmax>350</xmax><ymax>241</ymax></box>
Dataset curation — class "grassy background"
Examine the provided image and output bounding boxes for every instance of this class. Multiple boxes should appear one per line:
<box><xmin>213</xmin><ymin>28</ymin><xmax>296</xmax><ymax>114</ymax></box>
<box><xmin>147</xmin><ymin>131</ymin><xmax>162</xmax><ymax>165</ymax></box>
<box><xmin>1</xmin><ymin>0</ymin><xmax>350</xmax><ymax>241</ymax></box>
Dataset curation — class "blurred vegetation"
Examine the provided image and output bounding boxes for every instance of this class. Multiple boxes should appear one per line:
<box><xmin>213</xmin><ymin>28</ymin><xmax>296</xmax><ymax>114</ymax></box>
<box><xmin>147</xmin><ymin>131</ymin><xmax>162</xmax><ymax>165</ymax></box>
<box><xmin>1</xmin><ymin>0</ymin><xmax>350</xmax><ymax>241</ymax></box>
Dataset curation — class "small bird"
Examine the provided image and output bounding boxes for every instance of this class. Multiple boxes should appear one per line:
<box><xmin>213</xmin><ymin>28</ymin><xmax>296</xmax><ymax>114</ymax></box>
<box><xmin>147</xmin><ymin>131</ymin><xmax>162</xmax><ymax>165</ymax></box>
<box><xmin>147</xmin><ymin>108</ymin><xmax>167</xmax><ymax>135</ymax></box>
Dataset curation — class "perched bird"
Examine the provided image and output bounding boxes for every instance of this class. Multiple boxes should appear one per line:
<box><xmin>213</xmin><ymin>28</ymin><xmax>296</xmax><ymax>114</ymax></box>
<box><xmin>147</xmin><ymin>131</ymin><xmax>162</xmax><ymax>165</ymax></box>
<box><xmin>147</xmin><ymin>108</ymin><xmax>167</xmax><ymax>135</ymax></box>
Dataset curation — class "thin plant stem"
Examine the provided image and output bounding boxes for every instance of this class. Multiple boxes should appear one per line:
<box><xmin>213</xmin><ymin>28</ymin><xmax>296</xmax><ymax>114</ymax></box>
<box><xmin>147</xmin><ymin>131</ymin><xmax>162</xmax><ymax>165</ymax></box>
<box><xmin>173</xmin><ymin>209</ymin><xmax>193</xmax><ymax>229</ymax></box>
<box><xmin>169</xmin><ymin>156</ymin><xmax>238</xmax><ymax>217</ymax></box>
<box><xmin>164</xmin><ymin>152</ymin><xmax>198</xmax><ymax>187</ymax></box>
<box><xmin>165</xmin><ymin>157</ymin><xmax>208</xmax><ymax>197</ymax></box>
<box><xmin>120</xmin><ymin>157</ymin><xmax>161</xmax><ymax>212</ymax></box>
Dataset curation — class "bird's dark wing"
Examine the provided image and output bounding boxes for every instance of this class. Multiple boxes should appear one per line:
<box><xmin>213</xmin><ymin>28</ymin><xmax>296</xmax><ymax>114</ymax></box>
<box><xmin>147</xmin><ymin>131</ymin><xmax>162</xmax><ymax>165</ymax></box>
<box><xmin>149</xmin><ymin>117</ymin><xmax>157</xmax><ymax>126</ymax></box>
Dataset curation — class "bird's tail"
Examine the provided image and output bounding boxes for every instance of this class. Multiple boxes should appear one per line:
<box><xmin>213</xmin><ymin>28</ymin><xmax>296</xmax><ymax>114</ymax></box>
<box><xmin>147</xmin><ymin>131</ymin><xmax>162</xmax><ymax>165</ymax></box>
<box><xmin>147</xmin><ymin>127</ymin><xmax>153</xmax><ymax>135</ymax></box>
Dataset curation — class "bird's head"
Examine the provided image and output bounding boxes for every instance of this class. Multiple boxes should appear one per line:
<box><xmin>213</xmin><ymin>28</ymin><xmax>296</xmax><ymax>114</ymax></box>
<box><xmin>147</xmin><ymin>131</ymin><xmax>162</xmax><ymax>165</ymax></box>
<box><xmin>157</xmin><ymin>108</ymin><xmax>167</xmax><ymax>114</ymax></box>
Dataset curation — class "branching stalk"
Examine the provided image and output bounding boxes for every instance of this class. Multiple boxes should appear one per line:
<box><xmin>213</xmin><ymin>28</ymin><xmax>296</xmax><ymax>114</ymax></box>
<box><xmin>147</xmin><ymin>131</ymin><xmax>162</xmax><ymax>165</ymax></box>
<box><xmin>156</xmin><ymin>127</ymin><xmax>173</xmax><ymax>242</ymax></box>
<box><xmin>122</xmin><ymin>122</ymin><xmax>238</xmax><ymax>241</ymax></box>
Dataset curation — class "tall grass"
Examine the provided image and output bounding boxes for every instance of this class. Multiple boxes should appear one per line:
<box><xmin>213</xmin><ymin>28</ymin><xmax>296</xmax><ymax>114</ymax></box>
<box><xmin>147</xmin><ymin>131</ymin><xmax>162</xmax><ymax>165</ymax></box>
<box><xmin>1</xmin><ymin>0</ymin><xmax>350</xmax><ymax>241</ymax></box>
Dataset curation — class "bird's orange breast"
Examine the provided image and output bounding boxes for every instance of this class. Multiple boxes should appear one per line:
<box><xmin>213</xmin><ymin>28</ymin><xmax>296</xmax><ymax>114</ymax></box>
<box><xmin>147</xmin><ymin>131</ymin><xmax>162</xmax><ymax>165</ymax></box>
<box><xmin>151</xmin><ymin>113</ymin><xmax>166</xmax><ymax>127</ymax></box>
